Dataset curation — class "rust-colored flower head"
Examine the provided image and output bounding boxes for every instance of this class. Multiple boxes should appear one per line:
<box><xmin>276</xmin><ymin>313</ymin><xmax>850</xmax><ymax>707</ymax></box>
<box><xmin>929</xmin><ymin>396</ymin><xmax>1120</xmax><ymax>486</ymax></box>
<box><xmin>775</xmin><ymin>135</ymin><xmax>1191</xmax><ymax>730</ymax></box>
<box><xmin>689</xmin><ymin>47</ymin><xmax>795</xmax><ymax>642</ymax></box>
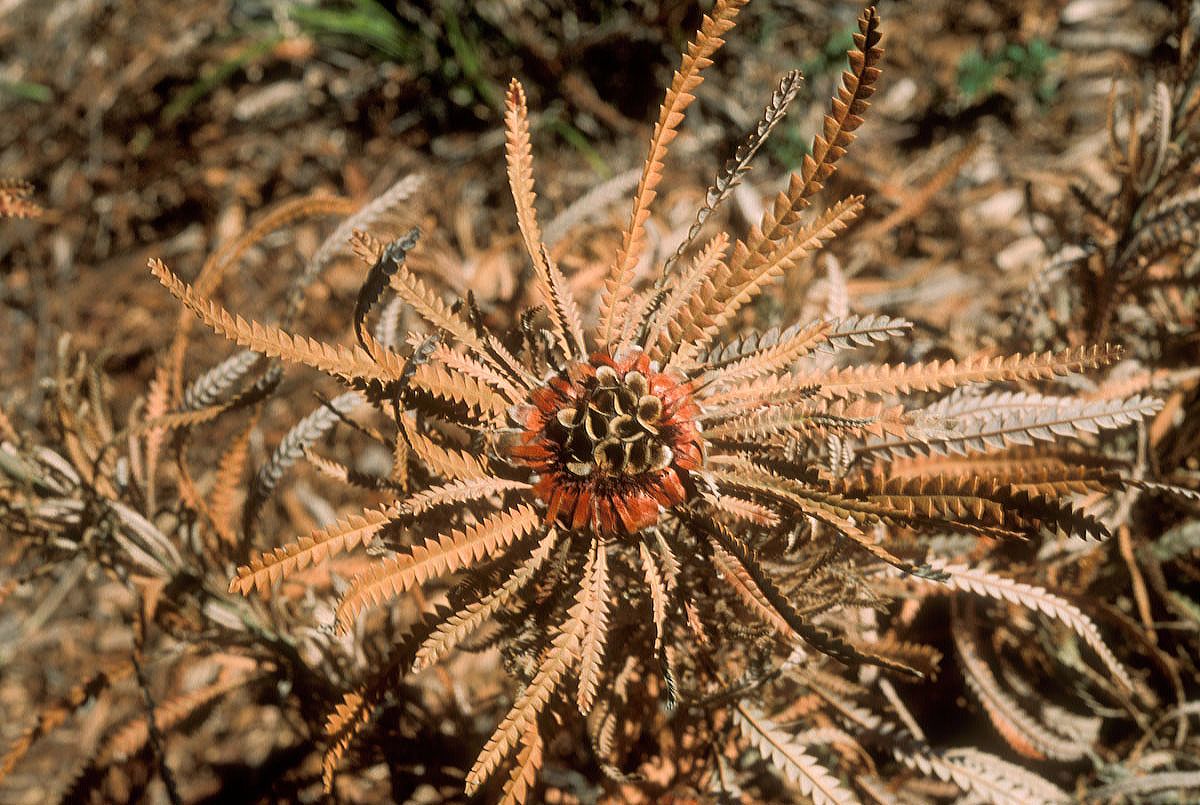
<box><xmin>508</xmin><ymin>350</ymin><xmax>704</xmax><ymax>535</ymax></box>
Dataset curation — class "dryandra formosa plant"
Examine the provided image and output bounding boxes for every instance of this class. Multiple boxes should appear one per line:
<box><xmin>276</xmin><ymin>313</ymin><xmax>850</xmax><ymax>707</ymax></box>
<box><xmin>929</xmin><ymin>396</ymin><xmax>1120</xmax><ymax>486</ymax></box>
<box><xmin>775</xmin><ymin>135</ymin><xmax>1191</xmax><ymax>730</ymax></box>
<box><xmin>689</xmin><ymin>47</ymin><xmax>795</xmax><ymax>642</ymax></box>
<box><xmin>149</xmin><ymin>3</ymin><xmax>1160</xmax><ymax>801</ymax></box>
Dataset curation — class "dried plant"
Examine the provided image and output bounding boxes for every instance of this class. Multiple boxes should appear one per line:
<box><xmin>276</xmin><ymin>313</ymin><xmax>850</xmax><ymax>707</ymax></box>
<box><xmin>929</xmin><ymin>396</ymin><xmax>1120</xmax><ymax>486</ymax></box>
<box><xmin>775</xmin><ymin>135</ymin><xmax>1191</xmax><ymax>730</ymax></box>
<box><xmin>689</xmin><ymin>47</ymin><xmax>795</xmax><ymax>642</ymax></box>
<box><xmin>0</xmin><ymin>179</ymin><xmax>42</xmax><ymax>220</ymax></box>
<box><xmin>10</xmin><ymin>1</ymin><xmax>1194</xmax><ymax>803</ymax></box>
<box><xmin>0</xmin><ymin>178</ymin><xmax>460</xmax><ymax>802</ymax></box>
<box><xmin>133</xmin><ymin>4</ymin><xmax>1174</xmax><ymax>802</ymax></box>
<box><xmin>988</xmin><ymin>6</ymin><xmax>1200</xmax><ymax>800</ymax></box>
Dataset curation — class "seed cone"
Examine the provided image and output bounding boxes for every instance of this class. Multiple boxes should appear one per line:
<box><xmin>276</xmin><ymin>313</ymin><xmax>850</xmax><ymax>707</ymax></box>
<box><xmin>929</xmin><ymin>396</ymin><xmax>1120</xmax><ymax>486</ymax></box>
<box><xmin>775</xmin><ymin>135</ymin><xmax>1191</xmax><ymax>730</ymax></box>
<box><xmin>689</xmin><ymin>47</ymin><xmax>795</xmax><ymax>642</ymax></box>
<box><xmin>508</xmin><ymin>350</ymin><xmax>704</xmax><ymax>534</ymax></box>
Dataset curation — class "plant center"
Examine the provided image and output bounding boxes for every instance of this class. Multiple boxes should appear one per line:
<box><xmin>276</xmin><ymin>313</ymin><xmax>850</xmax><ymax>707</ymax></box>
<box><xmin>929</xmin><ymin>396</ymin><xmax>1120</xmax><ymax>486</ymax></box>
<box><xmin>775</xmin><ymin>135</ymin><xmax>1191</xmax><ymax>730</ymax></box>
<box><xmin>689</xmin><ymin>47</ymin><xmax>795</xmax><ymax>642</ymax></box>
<box><xmin>509</xmin><ymin>351</ymin><xmax>704</xmax><ymax>535</ymax></box>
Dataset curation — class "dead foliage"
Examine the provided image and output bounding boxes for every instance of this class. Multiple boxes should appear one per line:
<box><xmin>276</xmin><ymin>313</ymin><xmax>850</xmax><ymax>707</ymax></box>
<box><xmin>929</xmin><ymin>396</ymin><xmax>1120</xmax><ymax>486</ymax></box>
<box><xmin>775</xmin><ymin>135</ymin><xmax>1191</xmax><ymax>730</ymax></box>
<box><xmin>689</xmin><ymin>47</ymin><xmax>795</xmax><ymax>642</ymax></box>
<box><xmin>2</xmin><ymin>1</ymin><xmax>1199</xmax><ymax>803</ymax></box>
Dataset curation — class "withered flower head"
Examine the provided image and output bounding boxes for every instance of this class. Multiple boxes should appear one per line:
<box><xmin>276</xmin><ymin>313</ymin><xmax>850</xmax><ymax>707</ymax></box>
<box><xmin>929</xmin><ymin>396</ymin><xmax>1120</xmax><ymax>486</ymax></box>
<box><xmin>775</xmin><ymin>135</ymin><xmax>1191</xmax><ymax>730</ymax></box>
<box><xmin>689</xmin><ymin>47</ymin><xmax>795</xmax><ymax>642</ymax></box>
<box><xmin>151</xmin><ymin>2</ymin><xmax>1160</xmax><ymax>801</ymax></box>
<box><xmin>511</xmin><ymin>350</ymin><xmax>703</xmax><ymax>534</ymax></box>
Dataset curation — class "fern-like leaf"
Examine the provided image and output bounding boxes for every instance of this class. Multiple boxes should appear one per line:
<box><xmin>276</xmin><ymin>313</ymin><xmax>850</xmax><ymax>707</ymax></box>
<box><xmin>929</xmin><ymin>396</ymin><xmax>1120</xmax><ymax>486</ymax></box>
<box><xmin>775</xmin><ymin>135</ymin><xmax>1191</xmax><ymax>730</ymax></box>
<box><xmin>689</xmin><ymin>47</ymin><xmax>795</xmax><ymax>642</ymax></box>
<box><xmin>498</xmin><ymin>720</ymin><xmax>543</xmax><ymax>805</ymax></box>
<box><xmin>644</xmin><ymin>233</ymin><xmax>730</xmax><ymax>355</ymax></box>
<box><xmin>230</xmin><ymin>504</ymin><xmax>400</xmax><ymax>596</ymax></box>
<box><xmin>816</xmin><ymin>314</ymin><xmax>912</xmax><ymax>352</ymax></box>
<box><xmin>896</xmin><ymin>745</ymin><xmax>1069</xmax><ymax>805</ymax></box>
<box><xmin>702</xmin><ymin>515</ymin><xmax>921</xmax><ymax>672</ymax></box>
<box><xmin>410</xmin><ymin>361</ymin><xmax>510</xmax><ymax>420</ymax></box>
<box><xmin>704</xmin><ymin>320</ymin><xmax>833</xmax><ymax>387</ymax></box>
<box><xmin>599</xmin><ymin>0</ymin><xmax>748</xmax><ymax>345</ymax></box>
<box><xmin>349</xmin><ymin>229</ymin><xmax>489</xmax><ymax>357</ymax></box>
<box><xmin>207</xmin><ymin>419</ymin><xmax>255</xmax><ymax>544</ymax></box>
<box><xmin>734</xmin><ymin>704</ymin><xmax>859</xmax><ymax>805</ymax></box>
<box><xmin>638</xmin><ymin>541</ymin><xmax>669</xmax><ymax>654</ymax></box>
<box><xmin>244</xmin><ymin>391</ymin><xmax>363</xmax><ymax>527</ymax></box>
<box><xmin>812</xmin><ymin>345</ymin><xmax>1125</xmax><ymax>399</ymax></box>
<box><xmin>695</xmin><ymin>6</ymin><xmax>882</xmax><ymax>333</ymax></box>
<box><xmin>335</xmin><ymin>504</ymin><xmax>541</xmax><ymax>632</ymax></box>
<box><xmin>400</xmin><ymin>476</ymin><xmax>531</xmax><ymax>516</ymax></box>
<box><xmin>414</xmin><ymin>528</ymin><xmax>560</xmax><ymax>671</ymax></box>
<box><xmin>575</xmin><ymin>540</ymin><xmax>611</xmax><ymax>714</ymax></box>
<box><xmin>465</xmin><ymin>593</ymin><xmax>586</xmax><ymax>794</ymax></box>
<box><xmin>953</xmin><ymin>603</ymin><xmax>1088</xmax><ymax>760</ymax></box>
<box><xmin>401</xmin><ymin>415</ymin><xmax>488</xmax><ymax>481</ymax></box>
<box><xmin>322</xmin><ymin>692</ymin><xmax>369</xmax><ymax>793</ymax></box>
<box><xmin>353</xmin><ymin>228</ymin><xmax>420</xmax><ymax>349</ymax></box>
<box><xmin>662</xmin><ymin>69</ymin><xmax>804</xmax><ymax>277</ymax></box>
<box><xmin>149</xmin><ymin>258</ymin><xmax>404</xmax><ymax>381</ymax></box>
<box><xmin>925</xmin><ymin>561</ymin><xmax>1134</xmax><ymax>690</ymax></box>
<box><xmin>428</xmin><ymin>340</ymin><xmax>523</xmax><ymax>402</ymax></box>
<box><xmin>181</xmin><ymin>349</ymin><xmax>261</xmax><ymax>410</ymax></box>
<box><xmin>867</xmin><ymin>394</ymin><xmax>1162</xmax><ymax>459</ymax></box>
<box><xmin>504</xmin><ymin>79</ymin><xmax>586</xmax><ymax>358</ymax></box>
<box><xmin>678</xmin><ymin>196</ymin><xmax>864</xmax><ymax>356</ymax></box>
